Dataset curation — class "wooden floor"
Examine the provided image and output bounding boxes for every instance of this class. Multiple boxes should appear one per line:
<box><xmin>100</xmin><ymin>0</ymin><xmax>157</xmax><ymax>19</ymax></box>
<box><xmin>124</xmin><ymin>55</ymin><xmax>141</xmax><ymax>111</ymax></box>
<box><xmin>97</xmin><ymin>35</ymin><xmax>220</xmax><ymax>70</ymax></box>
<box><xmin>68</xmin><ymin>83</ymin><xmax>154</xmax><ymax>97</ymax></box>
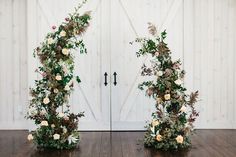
<box><xmin>0</xmin><ymin>130</ymin><xmax>236</xmax><ymax>157</ymax></box>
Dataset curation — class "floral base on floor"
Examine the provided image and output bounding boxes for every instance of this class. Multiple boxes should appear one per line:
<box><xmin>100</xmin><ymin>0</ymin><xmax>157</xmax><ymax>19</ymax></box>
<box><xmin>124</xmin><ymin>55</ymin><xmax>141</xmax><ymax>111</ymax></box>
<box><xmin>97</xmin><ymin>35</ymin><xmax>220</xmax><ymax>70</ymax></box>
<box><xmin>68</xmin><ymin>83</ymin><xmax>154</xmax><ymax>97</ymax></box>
<box><xmin>26</xmin><ymin>1</ymin><xmax>91</xmax><ymax>149</ymax></box>
<box><xmin>132</xmin><ymin>23</ymin><xmax>199</xmax><ymax>151</ymax></box>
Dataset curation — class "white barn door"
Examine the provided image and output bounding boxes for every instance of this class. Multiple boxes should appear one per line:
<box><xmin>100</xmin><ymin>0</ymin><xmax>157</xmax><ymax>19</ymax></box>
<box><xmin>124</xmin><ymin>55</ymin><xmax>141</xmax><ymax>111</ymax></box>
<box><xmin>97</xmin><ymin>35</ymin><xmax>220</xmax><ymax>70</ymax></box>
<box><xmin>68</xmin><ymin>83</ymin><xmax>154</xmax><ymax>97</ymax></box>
<box><xmin>110</xmin><ymin>0</ymin><xmax>184</xmax><ymax>130</ymax></box>
<box><xmin>27</xmin><ymin>0</ymin><xmax>185</xmax><ymax>130</ymax></box>
<box><xmin>27</xmin><ymin>0</ymin><xmax>111</xmax><ymax>130</ymax></box>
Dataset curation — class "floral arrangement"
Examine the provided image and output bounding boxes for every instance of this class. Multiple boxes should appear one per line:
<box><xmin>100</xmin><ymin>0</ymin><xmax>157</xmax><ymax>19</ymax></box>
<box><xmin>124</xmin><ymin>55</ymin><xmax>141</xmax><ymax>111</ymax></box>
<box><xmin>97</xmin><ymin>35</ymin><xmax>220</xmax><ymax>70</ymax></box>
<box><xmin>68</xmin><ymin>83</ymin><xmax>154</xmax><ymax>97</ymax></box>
<box><xmin>26</xmin><ymin>1</ymin><xmax>91</xmax><ymax>149</ymax></box>
<box><xmin>132</xmin><ymin>23</ymin><xmax>199</xmax><ymax>150</ymax></box>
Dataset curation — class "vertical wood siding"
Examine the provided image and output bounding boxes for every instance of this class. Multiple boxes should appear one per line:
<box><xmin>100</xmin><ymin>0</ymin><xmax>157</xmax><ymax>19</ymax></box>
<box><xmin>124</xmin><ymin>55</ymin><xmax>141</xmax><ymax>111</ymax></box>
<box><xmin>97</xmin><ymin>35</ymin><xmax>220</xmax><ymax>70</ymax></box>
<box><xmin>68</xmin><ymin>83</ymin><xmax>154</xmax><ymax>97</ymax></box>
<box><xmin>0</xmin><ymin>0</ymin><xmax>27</xmax><ymax>129</ymax></box>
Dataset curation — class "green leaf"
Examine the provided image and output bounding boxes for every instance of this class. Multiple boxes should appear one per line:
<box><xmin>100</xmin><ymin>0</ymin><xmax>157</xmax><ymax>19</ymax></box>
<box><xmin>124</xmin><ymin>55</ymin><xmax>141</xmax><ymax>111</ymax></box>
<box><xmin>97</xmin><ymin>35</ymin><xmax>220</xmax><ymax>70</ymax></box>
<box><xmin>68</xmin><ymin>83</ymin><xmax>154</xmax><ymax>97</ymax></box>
<box><xmin>76</xmin><ymin>76</ymin><xmax>81</xmax><ymax>83</ymax></box>
<box><xmin>161</xmin><ymin>30</ymin><xmax>167</xmax><ymax>40</ymax></box>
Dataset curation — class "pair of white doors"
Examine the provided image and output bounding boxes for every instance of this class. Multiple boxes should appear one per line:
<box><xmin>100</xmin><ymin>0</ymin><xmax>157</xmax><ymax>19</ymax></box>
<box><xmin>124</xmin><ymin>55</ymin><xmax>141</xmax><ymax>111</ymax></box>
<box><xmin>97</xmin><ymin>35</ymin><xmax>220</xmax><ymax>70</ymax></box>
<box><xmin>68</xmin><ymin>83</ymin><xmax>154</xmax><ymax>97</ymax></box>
<box><xmin>28</xmin><ymin>0</ymin><xmax>184</xmax><ymax>130</ymax></box>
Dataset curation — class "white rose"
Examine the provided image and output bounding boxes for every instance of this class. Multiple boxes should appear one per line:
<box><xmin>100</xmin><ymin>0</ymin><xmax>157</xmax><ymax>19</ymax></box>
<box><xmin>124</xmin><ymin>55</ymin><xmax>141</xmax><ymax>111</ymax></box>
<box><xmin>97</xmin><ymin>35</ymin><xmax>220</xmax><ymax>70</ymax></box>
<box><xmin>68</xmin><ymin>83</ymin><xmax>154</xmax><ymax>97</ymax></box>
<box><xmin>156</xmin><ymin>71</ymin><xmax>163</xmax><ymax>76</ymax></box>
<box><xmin>53</xmin><ymin>88</ymin><xmax>59</xmax><ymax>93</ymax></box>
<box><xmin>64</xmin><ymin>85</ymin><xmax>70</xmax><ymax>91</ymax></box>
<box><xmin>179</xmin><ymin>105</ymin><xmax>187</xmax><ymax>113</ymax></box>
<box><xmin>47</xmin><ymin>38</ymin><xmax>54</xmax><ymax>45</ymax></box>
<box><xmin>60</xmin><ymin>30</ymin><xmax>66</xmax><ymax>37</ymax></box>
<box><xmin>176</xmin><ymin>135</ymin><xmax>184</xmax><ymax>144</ymax></box>
<box><xmin>58</xmin><ymin>112</ymin><xmax>64</xmax><ymax>118</ymax></box>
<box><xmin>63</xmin><ymin>127</ymin><xmax>67</xmax><ymax>134</ymax></box>
<box><xmin>53</xmin><ymin>133</ymin><xmax>60</xmax><ymax>140</ymax></box>
<box><xmin>174</xmin><ymin>79</ymin><xmax>182</xmax><ymax>85</ymax></box>
<box><xmin>164</xmin><ymin>94</ymin><xmax>171</xmax><ymax>100</ymax></box>
<box><xmin>62</xmin><ymin>48</ymin><xmax>69</xmax><ymax>56</ymax></box>
<box><xmin>55</xmin><ymin>75</ymin><xmax>62</xmax><ymax>81</ymax></box>
<box><xmin>152</xmin><ymin>119</ymin><xmax>159</xmax><ymax>127</ymax></box>
<box><xmin>43</xmin><ymin>97</ymin><xmax>50</xmax><ymax>104</ymax></box>
<box><xmin>40</xmin><ymin>120</ymin><xmax>48</xmax><ymax>126</ymax></box>
<box><xmin>27</xmin><ymin>134</ymin><xmax>34</xmax><ymax>141</ymax></box>
<box><xmin>51</xmin><ymin>124</ymin><xmax>55</xmax><ymax>128</ymax></box>
<box><xmin>156</xmin><ymin>134</ymin><xmax>162</xmax><ymax>142</ymax></box>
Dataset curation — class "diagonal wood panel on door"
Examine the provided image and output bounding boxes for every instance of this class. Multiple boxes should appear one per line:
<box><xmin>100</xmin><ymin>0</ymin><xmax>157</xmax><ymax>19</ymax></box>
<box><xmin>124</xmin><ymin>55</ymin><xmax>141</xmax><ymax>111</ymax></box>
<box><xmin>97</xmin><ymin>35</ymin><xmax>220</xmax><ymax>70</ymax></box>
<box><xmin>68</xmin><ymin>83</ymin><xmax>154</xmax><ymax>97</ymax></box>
<box><xmin>118</xmin><ymin>0</ymin><xmax>183</xmax><ymax>121</ymax></box>
<box><xmin>111</xmin><ymin>0</ymin><xmax>184</xmax><ymax>130</ymax></box>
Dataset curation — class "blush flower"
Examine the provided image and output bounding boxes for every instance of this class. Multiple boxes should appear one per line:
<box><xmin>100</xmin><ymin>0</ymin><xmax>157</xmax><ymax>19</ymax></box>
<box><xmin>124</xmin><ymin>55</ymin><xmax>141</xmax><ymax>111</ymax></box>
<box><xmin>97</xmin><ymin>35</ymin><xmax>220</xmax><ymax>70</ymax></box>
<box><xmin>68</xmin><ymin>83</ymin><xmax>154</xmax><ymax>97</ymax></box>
<box><xmin>60</xmin><ymin>30</ymin><xmax>66</xmax><ymax>37</ymax></box>
<box><xmin>155</xmin><ymin>51</ymin><xmax>159</xmax><ymax>56</ymax></box>
<box><xmin>53</xmin><ymin>88</ymin><xmax>59</xmax><ymax>94</ymax></box>
<box><xmin>179</xmin><ymin>105</ymin><xmax>187</xmax><ymax>113</ymax></box>
<box><xmin>146</xmin><ymin>88</ymin><xmax>153</xmax><ymax>96</ymax></box>
<box><xmin>47</xmin><ymin>38</ymin><xmax>54</xmax><ymax>45</ymax></box>
<box><xmin>52</xmin><ymin>26</ymin><xmax>56</xmax><ymax>30</ymax></box>
<box><xmin>55</xmin><ymin>74</ymin><xmax>62</xmax><ymax>81</ymax></box>
<box><xmin>176</xmin><ymin>135</ymin><xmax>184</xmax><ymax>144</ymax></box>
<box><xmin>152</xmin><ymin>119</ymin><xmax>159</xmax><ymax>127</ymax></box>
<box><xmin>164</xmin><ymin>94</ymin><xmax>171</xmax><ymax>100</ymax></box>
<box><xmin>43</xmin><ymin>97</ymin><xmax>50</xmax><ymax>104</ymax></box>
<box><xmin>156</xmin><ymin>134</ymin><xmax>162</xmax><ymax>142</ymax></box>
<box><xmin>62</xmin><ymin>48</ymin><xmax>69</xmax><ymax>56</ymax></box>
<box><xmin>40</xmin><ymin>120</ymin><xmax>48</xmax><ymax>126</ymax></box>
<box><xmin>27</xmin><ymin>134</ymin><xmax>34</xmax><ymax>141</ymax></box>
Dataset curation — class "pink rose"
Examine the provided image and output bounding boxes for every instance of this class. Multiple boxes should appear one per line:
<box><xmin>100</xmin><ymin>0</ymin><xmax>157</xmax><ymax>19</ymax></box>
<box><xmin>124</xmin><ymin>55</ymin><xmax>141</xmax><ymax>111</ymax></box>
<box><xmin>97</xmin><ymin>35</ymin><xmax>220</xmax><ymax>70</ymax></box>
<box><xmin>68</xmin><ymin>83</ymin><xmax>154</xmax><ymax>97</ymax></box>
<box><xmin>146</xmin><ymin>88</ymin><xmax>153</xmax><ymax>96</ymax></box>
<box><xmin>155</xmin><ymin>51</ymin><xmax>159</xmax><ymax>56</ymax></box>
<box><xmin>42</xmin><ymin>72</ymin><xmax>47</xmax><ymax>78</ymax></box>
<box><xmin>173</xmin><ymin>63</ymin><xmax>180</xmax><ymax>69</ymax></box>
<box><xmin>165</xmin><ymin>69</ymin><xmax>172</xmax><ymax>76</ymax></box>
<box><xmin>64</xmin><ymin>116</ymin><xmax>69</xmax><ymax>121</ymax></box>
<box><xmin>52</xmin><ymin>26</ymin><xmax>56</xmax><ymax>30</ymax></box>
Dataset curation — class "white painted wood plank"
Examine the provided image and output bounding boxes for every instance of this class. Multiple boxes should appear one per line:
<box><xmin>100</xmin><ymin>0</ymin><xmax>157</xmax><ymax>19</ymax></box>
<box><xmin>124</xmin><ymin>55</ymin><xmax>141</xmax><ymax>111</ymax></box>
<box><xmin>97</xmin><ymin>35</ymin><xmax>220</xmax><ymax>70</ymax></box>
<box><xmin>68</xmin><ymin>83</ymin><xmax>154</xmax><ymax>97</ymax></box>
<box><xmin>18</xmin><ymin>0</ymin><xmax>28</xmax><ymax>122</ymax></box>
<box><xmin>12</xmin><ymin>0</ymin><xmax>21</xmax><ymax>121</ymax></box>
<box><xmin>0</xmin><ymin>0</ymin><xmax>5</xmax><ymax>122</ymax></box>
<box><xmin>27</xmin><ymin>0</ymin><xmax>38</xmax><ymax>130</ymax></box>
<box><xmin>3</xmin><ymin>0</ymin><xmax>14</xmax><ymax>123</ymax></box>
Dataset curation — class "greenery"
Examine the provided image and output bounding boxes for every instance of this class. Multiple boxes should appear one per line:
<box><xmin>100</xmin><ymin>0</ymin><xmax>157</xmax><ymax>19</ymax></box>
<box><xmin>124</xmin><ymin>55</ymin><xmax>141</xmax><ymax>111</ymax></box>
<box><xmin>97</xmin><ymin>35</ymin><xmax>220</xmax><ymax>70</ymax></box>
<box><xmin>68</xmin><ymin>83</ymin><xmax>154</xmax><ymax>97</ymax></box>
<box><xmin>132</xmin><ymin>23</ymin><xmax>199</xmax><ymax>151</ymax></box>
<box><xmin>26</xmin><ymin>1</ymin><xmax>91</xmax><ymax>149</ymax></box>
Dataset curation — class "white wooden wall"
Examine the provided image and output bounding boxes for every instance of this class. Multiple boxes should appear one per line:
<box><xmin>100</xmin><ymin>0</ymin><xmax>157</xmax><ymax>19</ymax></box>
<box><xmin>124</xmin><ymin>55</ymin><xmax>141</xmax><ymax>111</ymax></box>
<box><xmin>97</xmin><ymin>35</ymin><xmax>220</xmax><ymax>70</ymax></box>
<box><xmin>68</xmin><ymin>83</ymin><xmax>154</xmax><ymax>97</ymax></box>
<box><xmin>0</xmin><ymin>0</ymin><xmax>236</xmax><ymax>129</ymax></box>
<box><xmin>184</xmin><ymin>0</ymin><xmax>236</xmax><ymax>128</ymax></box>
<box><xmin>0</xmin><ymin>0</ymin><xmax>28</xmax><ymax>129</ymax></box>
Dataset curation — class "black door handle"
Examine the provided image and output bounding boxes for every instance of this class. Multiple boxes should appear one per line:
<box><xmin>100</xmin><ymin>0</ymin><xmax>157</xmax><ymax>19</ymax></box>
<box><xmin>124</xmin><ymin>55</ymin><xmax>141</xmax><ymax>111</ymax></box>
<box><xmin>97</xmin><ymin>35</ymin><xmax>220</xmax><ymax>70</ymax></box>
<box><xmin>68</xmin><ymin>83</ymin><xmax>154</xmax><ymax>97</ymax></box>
<box><xmin>113</xmin><ymin>72</ymin><xmax>117</xmax><ymax>86</ymax></box>
<box><xmin>104</xmin><ymin>72</ymin><xmax>108</xmax><ymax>86</ymax></box>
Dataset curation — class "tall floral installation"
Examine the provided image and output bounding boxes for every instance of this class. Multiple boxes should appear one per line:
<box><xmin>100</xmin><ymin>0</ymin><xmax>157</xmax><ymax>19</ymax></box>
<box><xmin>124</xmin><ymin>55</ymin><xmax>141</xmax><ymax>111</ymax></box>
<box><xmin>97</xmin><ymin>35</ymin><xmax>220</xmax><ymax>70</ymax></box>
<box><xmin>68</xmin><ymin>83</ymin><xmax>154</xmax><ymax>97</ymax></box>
<box><xmin>132</xmin><ymin>23</ymin><xmax>199</xmax><ymax>150</ymax></box>
<box><xmin>26</xmin><ymin>1</ymin><xmax>91</xmax><ymax>149</ymax></box>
